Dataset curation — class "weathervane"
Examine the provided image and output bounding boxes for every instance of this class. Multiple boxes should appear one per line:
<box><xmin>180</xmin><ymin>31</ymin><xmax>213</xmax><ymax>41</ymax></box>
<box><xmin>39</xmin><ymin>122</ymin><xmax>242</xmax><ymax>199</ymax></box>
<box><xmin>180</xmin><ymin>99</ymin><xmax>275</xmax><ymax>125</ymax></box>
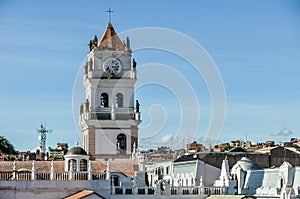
<box><xmin>106</xmin><ymin>7</ymin><xmax>114</xmax><ymax>24</ymax></box>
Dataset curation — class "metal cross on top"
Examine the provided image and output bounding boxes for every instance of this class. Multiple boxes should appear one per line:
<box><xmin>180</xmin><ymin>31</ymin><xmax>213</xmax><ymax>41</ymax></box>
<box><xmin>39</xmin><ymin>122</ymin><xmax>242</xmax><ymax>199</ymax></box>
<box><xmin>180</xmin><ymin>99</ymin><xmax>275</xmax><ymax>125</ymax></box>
<box><xmin>106</xmin><ymin>7</ymin><xmax>114</xmax><ymax>24</ymax></box>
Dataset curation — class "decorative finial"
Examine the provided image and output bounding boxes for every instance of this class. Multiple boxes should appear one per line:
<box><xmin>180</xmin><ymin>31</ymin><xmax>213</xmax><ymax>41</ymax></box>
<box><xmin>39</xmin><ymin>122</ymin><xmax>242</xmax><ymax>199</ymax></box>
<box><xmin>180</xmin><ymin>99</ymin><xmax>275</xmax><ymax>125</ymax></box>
<box><xmin>13</xmin><ymin>160</ymin><xmax>16</xmax><ymax>171</ymax></box>
<box><xmin>51</xmin><ymin>160</ymin><xmax>54</xmax><ymax>172</ymax></box>
<box><xmin>75</xmin><ymin>140</ymin><xmax>79</xmax><ymax>147</ymax></box>
<box><xmin>126</xmin><ymin>37</ymin><xmax>130</xmax><ymax>49</ymax></box>
<box><xmin>107</xmin><ymin>159</ymin><xmax>111</xmax><ymax>170</ymax></box>
<box><xmin>31</xmin><ymin>160</ymin><xmax>36</xmax><ymax>180</ymax></box>
<box><xmin>106</xmin><ymin>7</ymin><xmax>114</xmax><ymax>24</ymax></box>
<box><xmin>32</xmin><ymin>160</ymin><xmax>35</xmax><ymax>171</ymax></box>
<box><xmin>88</xmin><ymin>160</ymin><xmax>91</xmax><ymax>171</ymax></box>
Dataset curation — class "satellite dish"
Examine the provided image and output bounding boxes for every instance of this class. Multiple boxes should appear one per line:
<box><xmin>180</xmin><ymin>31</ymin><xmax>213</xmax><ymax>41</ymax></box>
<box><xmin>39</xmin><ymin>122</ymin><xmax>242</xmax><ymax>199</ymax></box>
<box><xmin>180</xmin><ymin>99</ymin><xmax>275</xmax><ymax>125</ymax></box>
<box><xmin>38</xmin><ymin>135</ymin><xmax>42</xmax><ymax>140</ymax></box>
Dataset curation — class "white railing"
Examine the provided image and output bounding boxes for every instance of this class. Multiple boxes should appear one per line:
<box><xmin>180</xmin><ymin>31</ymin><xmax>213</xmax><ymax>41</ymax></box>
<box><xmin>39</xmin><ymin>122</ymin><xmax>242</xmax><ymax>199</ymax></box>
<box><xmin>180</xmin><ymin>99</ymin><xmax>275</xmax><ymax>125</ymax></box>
<box><xmin>91</xmin><ymin>172</ymin><xmax>106</xmax><ymax>180</ymax></box>
<box><xmin>112</xmin><ymin>186</ymin><xmax>154</xmax><ymax>195</ymax></box>
<box><xmin>111</xmin><ymin>185</ymin><xmax>227</xmax><ymax>196</ymax></box>
<box><xmin>0</xmin><ymin>171</ymin><xmax>106</xmax><ymax>181</ymax></box>
<box><xmin>80</xmin><ymin>109</ymin><xmax>140</xmax><ymax>121</ymax></box>
<box><xmin>0</xmin><ymin>171</ymin><xmax>13</xmax><ymax>180</ymax></box>
<box><xmin>54</xmin><ymin>172</ymin><xmax>69</xmax><ymax>181</ymax></box>
<box><xmin>36</xmin><ymin>171</ymin><xmax>51</xmax><ymax>180</ymax></box>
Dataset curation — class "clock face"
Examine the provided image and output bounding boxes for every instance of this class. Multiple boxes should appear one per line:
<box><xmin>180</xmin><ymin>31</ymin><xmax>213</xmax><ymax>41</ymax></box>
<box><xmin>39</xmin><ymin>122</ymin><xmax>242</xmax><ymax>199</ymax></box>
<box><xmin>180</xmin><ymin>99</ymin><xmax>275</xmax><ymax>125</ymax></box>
<box><xmin>103</xmin><ymin>58</ymin><xmax>121</xmax><ymax>76</ymax></box>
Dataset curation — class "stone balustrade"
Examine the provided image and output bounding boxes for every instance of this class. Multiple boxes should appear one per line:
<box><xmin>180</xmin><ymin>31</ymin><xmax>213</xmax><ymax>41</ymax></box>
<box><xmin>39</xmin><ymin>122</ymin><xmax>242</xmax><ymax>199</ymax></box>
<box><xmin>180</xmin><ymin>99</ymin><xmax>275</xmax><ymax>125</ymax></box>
<box><xmin>0</xmin><ymin>171</ymin><xmax>106</xmax><ymax>181</ymax></box>
<box><xmin>0</xmin><ymin>160</ymin><xmax>107</xmax><ymax>181</ymax></box>
<box><xmin>111</xmin><ymin>185</ymin><xmax>227</xmax><ymax>196</ymax></box>
<box><xmin>79</xmin><ymin>106</ymin><xmax>140</xmax><ymax>122</ymax></box>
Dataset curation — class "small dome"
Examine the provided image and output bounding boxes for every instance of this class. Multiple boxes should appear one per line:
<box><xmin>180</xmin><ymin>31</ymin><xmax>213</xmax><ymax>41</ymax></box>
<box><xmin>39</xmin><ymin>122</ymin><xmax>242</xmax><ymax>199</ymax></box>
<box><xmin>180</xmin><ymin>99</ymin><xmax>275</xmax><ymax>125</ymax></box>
<box><xmin>66</xmin><ymin>147</ymin><xmax>87</xmax><ymax>155</ymax></box>
<box><xmin>232</xmin><ymin>157</ymin><xmax>258</xmax><ymax>171</ymax></box>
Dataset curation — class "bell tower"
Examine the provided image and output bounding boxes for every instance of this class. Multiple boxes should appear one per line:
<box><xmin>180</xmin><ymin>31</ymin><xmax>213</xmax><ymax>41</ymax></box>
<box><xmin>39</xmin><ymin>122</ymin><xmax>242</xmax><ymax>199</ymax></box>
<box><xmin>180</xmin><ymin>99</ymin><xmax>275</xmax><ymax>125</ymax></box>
<box><xmin>79</xmin><ymin>23</ymin><xmax>141</xmax><ymax>159</ymax></box>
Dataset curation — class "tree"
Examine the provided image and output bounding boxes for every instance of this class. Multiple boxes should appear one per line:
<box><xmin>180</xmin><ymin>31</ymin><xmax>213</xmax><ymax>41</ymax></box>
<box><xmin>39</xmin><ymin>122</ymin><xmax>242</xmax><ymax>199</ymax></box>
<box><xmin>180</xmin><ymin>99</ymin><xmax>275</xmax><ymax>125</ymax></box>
<box><xmin>0</xmin><ymin>136</ymin><xmax>16</xmax><ymax>155</ymax></box>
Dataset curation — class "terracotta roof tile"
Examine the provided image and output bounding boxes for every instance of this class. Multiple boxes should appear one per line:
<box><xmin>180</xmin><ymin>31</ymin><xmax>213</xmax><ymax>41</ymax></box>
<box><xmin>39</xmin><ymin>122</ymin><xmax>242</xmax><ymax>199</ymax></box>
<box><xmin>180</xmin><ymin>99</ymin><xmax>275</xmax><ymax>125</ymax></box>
<box><xmin>97</xmin><ymin>23</ymin><xmax>125</xmax><ymax>50</ymax></box>
<box><xmin>91</xmin><ymin>160</ymin><xmax>139</xmax><ymax>177</ymax></box>
<box><xmin>0</xmin><ymin>161</ymin><xmax>64</xmax><ymax>172</ymax></box>
<box><xmin>246</xmin><ymin>147</ymin><xmax>263</xmax><ymax>152</ymax></box>
<box><xmin>64</xmin><ymin>190</ymin><xmax>105</xmax><ymax>199</ymax></box>
<box><xmin>0</xmin><ymin>160</ymin><xmax>139</xmax><ymax>177</ymax></box>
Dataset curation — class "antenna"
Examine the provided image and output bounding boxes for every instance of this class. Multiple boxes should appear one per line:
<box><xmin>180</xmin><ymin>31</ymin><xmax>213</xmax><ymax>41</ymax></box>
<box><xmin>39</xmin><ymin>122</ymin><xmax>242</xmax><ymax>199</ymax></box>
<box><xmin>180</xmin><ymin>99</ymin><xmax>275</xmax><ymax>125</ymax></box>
<box><xmin>37</xmin><ymin>123</ymin><xmax>53</xmax><ymax>160</ymax></box>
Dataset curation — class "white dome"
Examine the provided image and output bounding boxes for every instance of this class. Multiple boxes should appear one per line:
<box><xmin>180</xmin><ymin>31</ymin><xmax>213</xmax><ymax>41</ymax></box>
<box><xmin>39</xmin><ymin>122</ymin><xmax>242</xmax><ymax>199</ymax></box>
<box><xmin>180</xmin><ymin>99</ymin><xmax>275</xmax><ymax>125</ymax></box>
<box><xmin>232</xmin><ymin>157</ymin><xmax>258</xmax><ymax>171</ymax></box>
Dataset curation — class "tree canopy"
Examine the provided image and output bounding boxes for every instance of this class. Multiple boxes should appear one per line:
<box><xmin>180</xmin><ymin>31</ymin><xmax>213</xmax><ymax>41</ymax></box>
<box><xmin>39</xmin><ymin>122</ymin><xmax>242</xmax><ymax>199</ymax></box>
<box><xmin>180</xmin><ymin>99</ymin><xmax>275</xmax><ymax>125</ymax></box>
<box><xmin>0</xmin><ymin>136</ymin><xmax>16</xmax><ymax>155</ymax></box>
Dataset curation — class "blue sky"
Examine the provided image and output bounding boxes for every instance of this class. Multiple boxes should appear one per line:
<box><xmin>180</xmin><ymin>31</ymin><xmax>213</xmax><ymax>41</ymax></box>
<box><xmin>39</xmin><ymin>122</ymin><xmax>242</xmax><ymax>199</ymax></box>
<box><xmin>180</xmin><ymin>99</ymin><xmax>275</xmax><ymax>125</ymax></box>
<box><xmin>0</xmin><ymin>0</ymin><xmax>300</xmax><ymax>151</ymax></box>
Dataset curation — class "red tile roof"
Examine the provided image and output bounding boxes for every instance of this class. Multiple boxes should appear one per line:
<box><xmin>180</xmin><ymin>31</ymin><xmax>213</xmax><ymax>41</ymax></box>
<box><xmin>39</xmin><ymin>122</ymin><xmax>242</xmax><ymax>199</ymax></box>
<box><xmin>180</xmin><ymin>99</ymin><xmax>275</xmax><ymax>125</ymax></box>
<box><xmin>0</xmin><ymin>160</ymin><xmax>139</xmax><ymax>177</ymax></box>
<box><xmin>97</xmin><ymin>23</ymin><xmax>125</xmax><ymax>50</ymax></box>
<box><xmin>64</xmin><ymin>190</ymin><xmax>105</xmax><ymax>199</ymax></box>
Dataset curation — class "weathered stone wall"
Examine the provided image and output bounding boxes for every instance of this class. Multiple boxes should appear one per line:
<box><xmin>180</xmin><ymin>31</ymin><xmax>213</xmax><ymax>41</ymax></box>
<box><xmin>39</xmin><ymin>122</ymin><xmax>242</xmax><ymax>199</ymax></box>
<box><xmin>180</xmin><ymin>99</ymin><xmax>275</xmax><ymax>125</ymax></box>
<box><xmin>270</xmin><ymin>147</ymin><xmax>300</xmax><ymax>167</ymax></box>
<box><xmin>196</xmin><ymin>147</ymin><xmax>300</xmax><ymax>169</ymax></box>
<box><xmin>197</xmin><ymin>153</ymin><xmax>270</xmax><ymax>169</ymax></box>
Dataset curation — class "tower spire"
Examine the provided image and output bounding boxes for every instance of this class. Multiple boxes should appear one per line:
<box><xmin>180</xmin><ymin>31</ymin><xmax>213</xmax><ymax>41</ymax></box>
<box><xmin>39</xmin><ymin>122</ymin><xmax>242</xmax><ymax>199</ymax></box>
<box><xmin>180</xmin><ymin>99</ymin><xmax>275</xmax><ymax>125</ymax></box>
<box><xmin>106</xmin><ymin>7</ymin><xmax>114</xmax><ymax>24</ymax></box>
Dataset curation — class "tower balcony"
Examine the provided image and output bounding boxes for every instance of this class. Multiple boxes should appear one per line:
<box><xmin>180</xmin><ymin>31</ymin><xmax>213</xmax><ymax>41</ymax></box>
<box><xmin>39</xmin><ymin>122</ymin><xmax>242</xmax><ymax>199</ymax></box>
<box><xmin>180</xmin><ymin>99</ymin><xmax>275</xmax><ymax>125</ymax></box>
<box><xmin>80</xmin><ymin>107</ymin><xmax>140</xmax><ymax>122</ymax></box>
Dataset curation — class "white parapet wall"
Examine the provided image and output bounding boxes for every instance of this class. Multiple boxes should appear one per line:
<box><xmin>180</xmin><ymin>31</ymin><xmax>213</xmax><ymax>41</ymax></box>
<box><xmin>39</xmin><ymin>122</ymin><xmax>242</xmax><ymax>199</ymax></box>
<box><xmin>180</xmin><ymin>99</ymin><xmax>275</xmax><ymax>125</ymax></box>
<box><xmin>0</xmin><ymin>180</ymin><xmax>110</xmax><ymax>199</ymax></box>
<box><xmin>111</xmin><ymin>196</ymin><xmax>208</xmax><ymax>199</ymax></box>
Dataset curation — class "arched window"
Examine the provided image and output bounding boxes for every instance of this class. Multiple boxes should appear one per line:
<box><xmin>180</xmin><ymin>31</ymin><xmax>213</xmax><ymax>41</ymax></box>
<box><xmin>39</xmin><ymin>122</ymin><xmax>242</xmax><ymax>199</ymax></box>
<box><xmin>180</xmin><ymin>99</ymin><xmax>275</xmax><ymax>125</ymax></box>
<box><xmin>100</xmin><ymin>93</ymin><xmax>109</xmax><ymax>107</ymax></box>
<box><xmin>115</xmin><ymin>93</ymin><xmax>123</xmax><ymax>108</ymax></box>
<box><xmin>111</xmin><ymin>175</ymin><xmax>119</xmax><ymax>186</ymax></box>
<box><xmin>68</xmin><ymin>159</ymin><xmax>77</xmax><ymax>171</ymax></box>
<box><xmin>80</xmin><ymin>159</ymin><xmax>87</xmax><ymax>171</ymax></box>
<box><xmin>116</xmin><ymin>134</ymin><xmax>126</xmax><ymax>154</ymax></box>
<box><xmin>158</xmin><ymin>168</ymin><xmax>162</xmax><ymax>179</ymax></box>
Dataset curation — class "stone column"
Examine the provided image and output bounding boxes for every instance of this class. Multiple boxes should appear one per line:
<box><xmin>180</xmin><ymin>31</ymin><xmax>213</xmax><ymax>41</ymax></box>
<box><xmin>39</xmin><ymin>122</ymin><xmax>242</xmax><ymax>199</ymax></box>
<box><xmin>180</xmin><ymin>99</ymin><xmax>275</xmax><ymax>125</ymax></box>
<box><xmin>12</xmin><ymin>160</ymin><xmax>16</xmax><ymax>180</ymax></box>
<box><xmin>131</xmin><ymin>126</ymin><xmax>138</xmax><ymax>152</ymax></box>
<box><xmin>88</xmin><ymin>126</ymin><xmax>95</xmax><ymax>156</ymax></box>
<box><xmin>111</xmin><ymin>106</ymin><xmax>115</xmax><ymax>120</ymax></box>
<box><xmin>88</xmin><ymin>160</ymin><xmax>92</xmax><ymax>180</ymax></box>
<box><xmin>199</xmin><ymin>176</ymin><xmax>204</xmax><ymax>195</ymax></box>
<box><xmin>31</xmin><ymin>161</ymin><xmax>36</xmax><ymax>180</ymax></box>
<box><xmin>50</xmin><ymin>160</ymin><xmax>54</xmax><ymax>180</ymax></box>
<box><xmin>131</xmin><ymin>142</ymin><xmax>136</xmax><ymax>161</ymax></box>
<box><xmin>69</xmin><ymin>163</ymin><xmax>74</xmax><ymax>180</ymax></box>
<box><xmin>106</xmin><ymin>160</ymin><xmax>111</xmax><ymax>180</ymax></box>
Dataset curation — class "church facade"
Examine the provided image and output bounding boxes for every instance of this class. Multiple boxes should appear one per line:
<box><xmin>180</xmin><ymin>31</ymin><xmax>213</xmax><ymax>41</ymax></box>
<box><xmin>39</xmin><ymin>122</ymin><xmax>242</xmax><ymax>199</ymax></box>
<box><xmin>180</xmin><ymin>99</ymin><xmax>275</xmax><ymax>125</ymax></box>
<box><xmin>79</xmin><ymin>23</ymin><xmax>141</xmax><ymax>159</ymax></box>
